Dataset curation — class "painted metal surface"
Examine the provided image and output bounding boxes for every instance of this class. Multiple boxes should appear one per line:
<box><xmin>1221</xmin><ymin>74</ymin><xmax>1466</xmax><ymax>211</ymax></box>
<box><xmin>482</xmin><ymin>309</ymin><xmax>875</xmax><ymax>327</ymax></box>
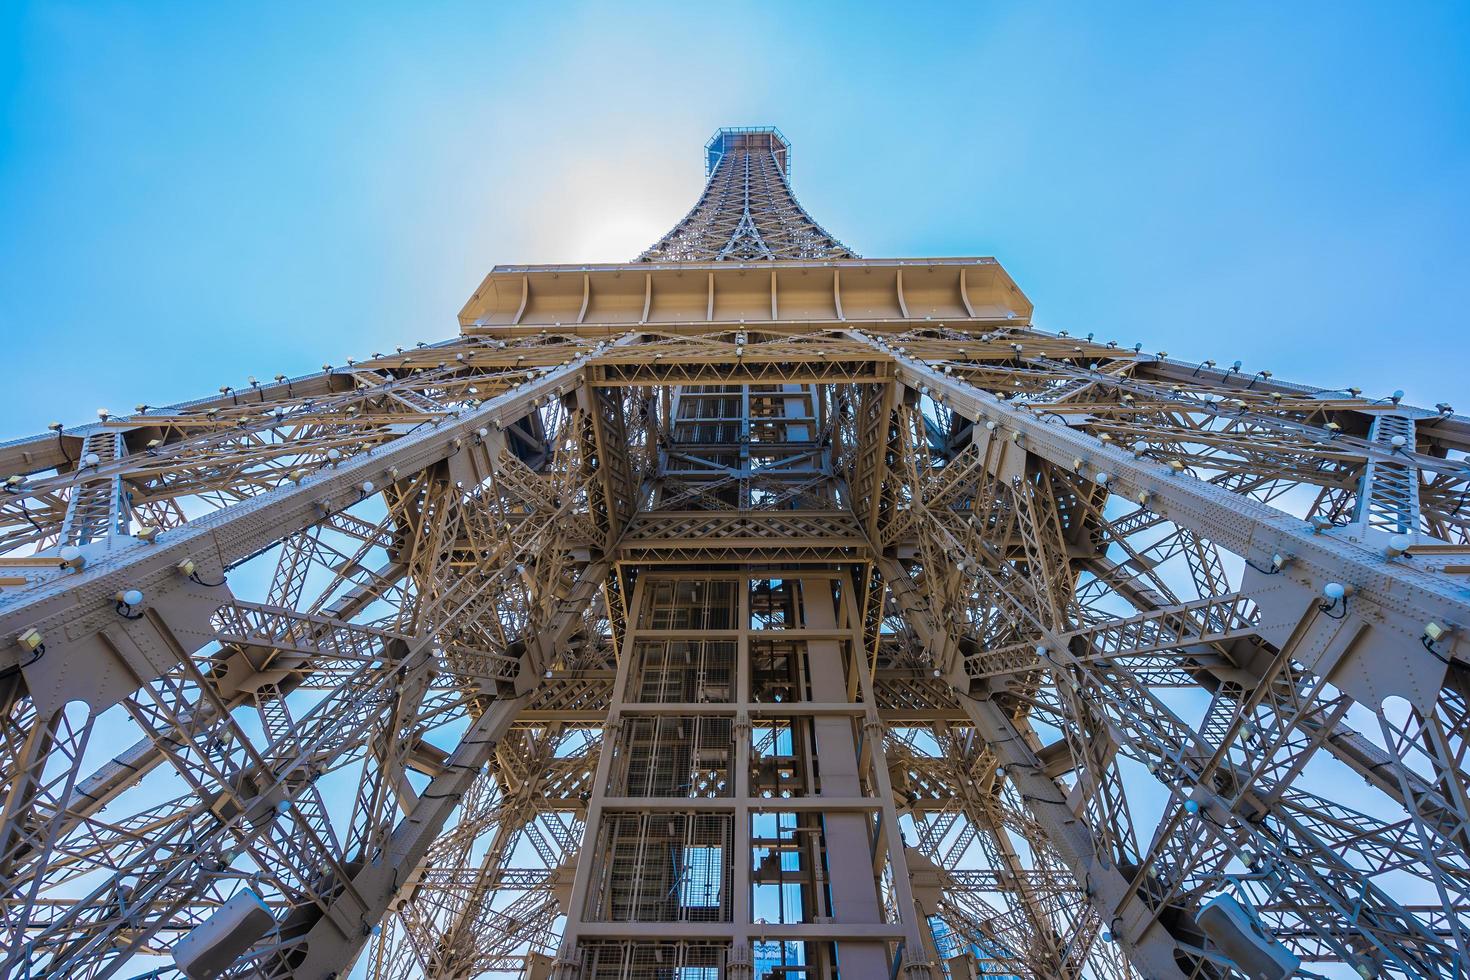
<box><xmin>0</xmin><ymin>129</ymin><xmax>1466</xmax><ymax>980</ymax></box>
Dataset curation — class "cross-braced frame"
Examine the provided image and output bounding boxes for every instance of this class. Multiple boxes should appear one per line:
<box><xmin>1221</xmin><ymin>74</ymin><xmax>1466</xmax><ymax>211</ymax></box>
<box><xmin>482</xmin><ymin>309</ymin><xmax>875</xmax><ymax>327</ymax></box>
<box><xmin>1</xmin><ymin>127</ymin><xmax>1467</xmax><ymax>980</ymax></box>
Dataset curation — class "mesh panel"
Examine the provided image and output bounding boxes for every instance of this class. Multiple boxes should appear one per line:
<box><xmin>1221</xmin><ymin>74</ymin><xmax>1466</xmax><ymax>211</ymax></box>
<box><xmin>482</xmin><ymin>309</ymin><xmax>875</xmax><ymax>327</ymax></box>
<box><xmin>577</xmin><ymin>940</ymin><xmax>728</xmax><ymax>979</ymax></box>
<box><xmin>643</xmin><ymin>580</ymin><xmax>737</xmax><ymax>630</ymax></box>
<box><xmin>588</xmin><ymin>812</ymin><xmax>733</xmax><ymax>922</ymax></box>
<box><xmin>610</xmin><ymin>715</ymin><xmax>733</xmax><ymax>798</ymax></box>
<box><xmin>630</xmin><ymin>640</ymin><xmax>735</xmax><ymax>703</ymax></box>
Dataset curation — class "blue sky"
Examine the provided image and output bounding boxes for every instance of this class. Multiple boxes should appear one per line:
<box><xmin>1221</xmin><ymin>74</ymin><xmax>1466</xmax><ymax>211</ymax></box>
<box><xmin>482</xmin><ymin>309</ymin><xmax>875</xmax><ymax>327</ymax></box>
<box><xmin>1</xmin><ymin>2</ymin><xmax>1467</xmax><ymax>437</ymax></box>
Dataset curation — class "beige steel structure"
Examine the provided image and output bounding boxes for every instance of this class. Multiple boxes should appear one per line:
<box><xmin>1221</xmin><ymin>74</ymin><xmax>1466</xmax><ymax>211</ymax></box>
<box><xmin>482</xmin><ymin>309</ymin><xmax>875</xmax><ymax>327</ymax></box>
<box><xmin>0</xmin><ymin>126</ymin><xmax>1468</xmax><ymax>980</ymax></box>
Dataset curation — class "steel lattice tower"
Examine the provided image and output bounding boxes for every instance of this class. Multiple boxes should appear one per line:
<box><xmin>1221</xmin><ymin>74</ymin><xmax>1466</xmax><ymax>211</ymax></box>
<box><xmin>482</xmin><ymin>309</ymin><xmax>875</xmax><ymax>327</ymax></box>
<box><xmin>1</xmin><ymin>127</ymin><xmax>1467</xmax><ymax>980</ymax></box>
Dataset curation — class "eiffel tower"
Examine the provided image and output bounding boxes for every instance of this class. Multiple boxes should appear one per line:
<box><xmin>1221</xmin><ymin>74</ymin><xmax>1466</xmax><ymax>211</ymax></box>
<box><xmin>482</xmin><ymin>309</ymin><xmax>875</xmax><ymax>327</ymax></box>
<box><xmin>1</xmin><ymin>126</ymin><xmax>1467</xmax><ymax>980</ymax></box>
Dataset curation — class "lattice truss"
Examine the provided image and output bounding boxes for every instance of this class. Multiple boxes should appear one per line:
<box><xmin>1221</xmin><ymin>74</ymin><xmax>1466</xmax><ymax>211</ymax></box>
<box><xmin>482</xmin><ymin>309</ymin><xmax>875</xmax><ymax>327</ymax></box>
<box><xmin>639</xmin><ymin>128</ymin><xmax>853</xmax><ymax>263</ymax></box>
<box><xmin>0</xmin><ymin>128</ymin><xmax>1466</xmax><ymax>980</ymax></box>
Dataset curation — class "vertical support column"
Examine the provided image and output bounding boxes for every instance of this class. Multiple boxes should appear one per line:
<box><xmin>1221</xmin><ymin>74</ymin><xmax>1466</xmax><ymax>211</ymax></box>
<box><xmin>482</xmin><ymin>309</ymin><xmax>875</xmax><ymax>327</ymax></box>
<box><xmin>841</xmin><ymin>579</ymin><xmax>937</xmax><ymax>979</ymax></box>
<box><xmin>732</xmin><ymin>579</ymin><xmax>754</xmax><ymax>959</ymax></box>
<box><xmin>740</xmin><ymin>379</ymin><xmax>752</xmax><ymax>508</ymax></box>
<box><xmin>800</xmin><ymin>578</ymin><xmax>893</xmax><ymax>978</ymax></box>
<box><xmin>1354</xmin><ymin>413</ymin><xmax>1424</xmax><ymax>538</ymax></box>
<box><xmin>554</xmin><ymin>574</ymin><xmax>647</xmax><ymax>978</ymax></box>
<box><xmin>58</xmin><ymin>431</ymin><xmax>129</xmax><ymax>547</ymax></box>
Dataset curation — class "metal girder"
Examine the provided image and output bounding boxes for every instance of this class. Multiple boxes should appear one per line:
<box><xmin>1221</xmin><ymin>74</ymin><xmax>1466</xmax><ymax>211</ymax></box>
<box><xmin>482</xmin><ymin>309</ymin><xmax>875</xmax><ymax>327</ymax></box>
<box><xmin>963</xmin><ymin>695</ymin><xmax>1188</xmax><ymax>980</ymax></box>
<box><xmin>617</xmin><ymin>509</ymin><xmax>870</xmax><ymax>564</ymax></box>
<box><xmin>856</xmin><ymin>331</ymin><xmax>1468</xmax><ymax>699</ymax></box>
<box><xmin>285</xmin><ymin>561</ymin><xmax>610</xmax><ymax>979</ymax></box>
<box><xmin>879</xmin><ymin>556</ymin><xmax>1187</xmax><ymax>978</ymax></box>
<box><xmin>864</xmin><ymin>336</ymin><xmax>1470</xmax><ymax>976</ymax></box>
<box><xmin>0</xmin><ymin>346</ymin><xmax>605</xmax><ymax>676</ymax></box>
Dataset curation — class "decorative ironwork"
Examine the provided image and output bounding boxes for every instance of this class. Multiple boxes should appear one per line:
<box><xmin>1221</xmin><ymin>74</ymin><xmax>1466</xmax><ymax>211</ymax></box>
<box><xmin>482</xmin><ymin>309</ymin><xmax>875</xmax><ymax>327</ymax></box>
<box><xmin>0</xmin><ymin>127</ymin><xmax>1466</xmax><ymax>980</ymax></box>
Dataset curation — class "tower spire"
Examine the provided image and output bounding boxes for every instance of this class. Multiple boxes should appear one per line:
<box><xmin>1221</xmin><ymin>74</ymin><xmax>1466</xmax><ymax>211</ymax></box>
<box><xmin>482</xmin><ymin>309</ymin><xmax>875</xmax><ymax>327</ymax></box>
<box><xmin>638</xmin><ymin>127</ymin><xmax>856</xmax><ymax>262</ymax></box>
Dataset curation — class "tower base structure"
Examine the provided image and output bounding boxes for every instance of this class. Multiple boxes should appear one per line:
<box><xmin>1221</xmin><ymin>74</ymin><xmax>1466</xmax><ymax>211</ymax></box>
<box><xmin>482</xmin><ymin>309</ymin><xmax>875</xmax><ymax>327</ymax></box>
<box><xmin>0</xmin><ymin>128</ymin><xmax>1467</xmax><ymax>980</ymax></box>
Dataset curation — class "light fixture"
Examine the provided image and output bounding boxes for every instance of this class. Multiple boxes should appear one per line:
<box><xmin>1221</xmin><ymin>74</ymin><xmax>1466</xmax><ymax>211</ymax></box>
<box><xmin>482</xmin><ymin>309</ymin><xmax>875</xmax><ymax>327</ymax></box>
<box><xmin>1320</xmin><ymin>582</ymin><xmax>1350</xmax><ymax>619</ymax></box>
<box><xmin>114</xmin><ymin>588</ymin><xmax>146</xmax><ymax>619</ymax></box>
